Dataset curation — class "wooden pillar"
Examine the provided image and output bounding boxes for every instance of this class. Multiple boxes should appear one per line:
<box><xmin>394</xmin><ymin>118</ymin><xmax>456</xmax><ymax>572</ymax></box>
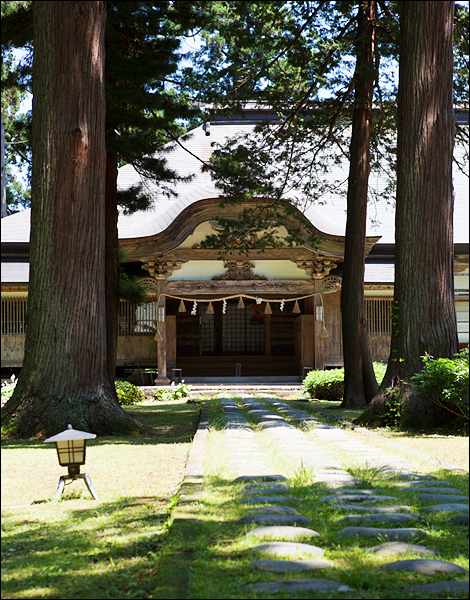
<box><xmin>313</xmin><ymin>278</ymin><xmax>324</xmax><ymax>371</ymax></box>
<box><xmin>166</xmin><ymin>315</ymin><xmax>177</xmax><ymax>373</ymax></box>
<box><xmin>156</xmin><ymin>281</ymin><xmax>170</xmax><ymax>383</ymax></box>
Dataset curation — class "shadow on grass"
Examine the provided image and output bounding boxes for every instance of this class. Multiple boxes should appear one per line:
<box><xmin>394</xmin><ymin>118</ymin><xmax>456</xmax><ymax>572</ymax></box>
<box><xmin>2</xmin><ymin>496</ymin><xmax>185</xmax><ymax>599</ymax></box>
<box><xmin>0</xmin><ymin>401</ymin><xmax>201</xmax><ymax>449</ymax></box>
<box><xmin>2</xmin><ymin>470</ymin><xmax>469</xmax><ymax>600</ymax></box>
<box><xmin>160</xmin><ymin>473</ymin><xmax>469</xmax><ymax>599</ymax></box>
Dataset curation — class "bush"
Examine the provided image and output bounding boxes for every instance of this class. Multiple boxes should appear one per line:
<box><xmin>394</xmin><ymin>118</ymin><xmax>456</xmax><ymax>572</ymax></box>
<box><xmin>1</xmin><ymin>376</ymin><xmax>17</xmax><ymax>406</ymax></box>
<box><xmin>304</xmin><ymin>368</ymin><xmax>345</xmax><ymax>400</ymax></box>
<box><xmin>410</xmin><ymin>349</ymin><xmax>469</xmax><ymax>421</ymax></box>
<box><xmin>115</xmin><ymin>380</ymin><xmax>144</xmax><ymax>405</ymax></box>
<box><xmin>153</xmin><ymin>381</ymin><xmax>192</xmax><ymax>401</ymax></box>
<box><xmin>304</xmin><ymin>363</ymin><xmax>387</xmax><ymax>401</ymax></box>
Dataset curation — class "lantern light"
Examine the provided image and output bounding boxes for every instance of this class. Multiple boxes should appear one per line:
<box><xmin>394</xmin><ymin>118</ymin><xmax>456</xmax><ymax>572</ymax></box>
<box><xmin>45</xmin><ymin>424</ymin><xmax>99</xmax><ymax>501</ymax></box>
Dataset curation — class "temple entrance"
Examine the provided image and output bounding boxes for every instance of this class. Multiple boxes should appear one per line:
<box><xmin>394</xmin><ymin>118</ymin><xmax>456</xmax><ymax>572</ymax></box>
<box><xmin>200</xmin><ymin>300</ymin><xmax>265</xmax><ymax>355</ymax></box>
<box><xmin>172</xmin><ymin>298</ymin><xmax>299</xmax><ymax>377</ymax></box>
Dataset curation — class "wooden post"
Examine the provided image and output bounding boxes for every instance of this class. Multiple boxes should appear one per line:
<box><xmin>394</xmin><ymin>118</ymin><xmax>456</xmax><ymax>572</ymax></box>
<box><xmin>313</xmin><ymin>278</ymin><xmax>324</xmax><ymax>370</ymax></box>
<box><xmin>155</xmin><ymin>281</ymin><xmax>169</xmax><ymax>383</ymax></box>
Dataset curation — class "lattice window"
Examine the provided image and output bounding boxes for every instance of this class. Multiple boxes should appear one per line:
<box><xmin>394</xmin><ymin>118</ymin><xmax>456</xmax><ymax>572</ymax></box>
<box><xmin>456</xmin><ymin>301</ymin><xmax>469</xmax><ymax>343</ymax></box>
<box><xmin>200</xmin><ymin>301</ymin><xmax>265</xmax><ymax>354</ymax></box>
<box><xmin>200</xmin><ymin>305</ymin><xmax>215</xmax><ymax>352</ymax></box>
<box><xmin>365</xmin><ymin>297</ymin><xmax>392</xmax><ymax>335</ymax></box>
<box><xmin>222</xmin><ymin>303</ymin><xmax>264</xmax><ymax>353</ymax></box>
<box><xmin>1</xmin><ymin>297</ymin><xmax>28</xmax><ymax>335</ymax></box>
<box><xmin>118</xmin><ymin>296</ymin><xmax>159</xmax><ymax>335</ymax></box>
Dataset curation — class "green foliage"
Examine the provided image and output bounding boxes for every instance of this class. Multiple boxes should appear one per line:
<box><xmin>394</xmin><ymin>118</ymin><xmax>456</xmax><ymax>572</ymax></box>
<box><xmin>117</xmin><ymin>246</ymin><xmax>148</xmax><ymax>304</ymax></box>
<box><xmin>382</xmin><ymin>386</ymin><xmax>404</xmax><ymax>428</ymax></box>
<box><xmin>153</xmin><ymin>382</ymin><xmax>192</xmax><ymax>402</ymax></box>
<box><xmin>304</xmin><ymin>362</ymin><xmax>387</xmax><ymax>400</ymax></box>
<box><xmin>411</xmin><ymin>349</ymin><xmax>469</xmax><ymax>420</ymax></box>
<box><xmin>304</xmin><ymin>367</ymin><xmax>345</xmax><ymax>400</ymax></box>
<box><xmin>1</xmin><ymin>376</ymin><xmax>17</xmax><ymax>404</ymax></box>
<box><xmin>115</xmin><ymin>380</ymin><xmax>144</xmax><ymax>406</ymax></box>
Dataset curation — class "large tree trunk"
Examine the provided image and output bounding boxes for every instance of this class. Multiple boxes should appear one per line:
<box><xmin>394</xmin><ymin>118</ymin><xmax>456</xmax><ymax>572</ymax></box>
<box><xmin>341</xmin><ymin>0</ymin><xmax>378</xmax><ymax>407</ymax></box>
<box><xmin>360</xmin><ymin>1</ymin><xmax>458</xmax><ymax>428</ymax></box>
<box><xmin>2</xmin><ymin>1</ymin><xmax>149</xmax><ymax>438</ymax></box>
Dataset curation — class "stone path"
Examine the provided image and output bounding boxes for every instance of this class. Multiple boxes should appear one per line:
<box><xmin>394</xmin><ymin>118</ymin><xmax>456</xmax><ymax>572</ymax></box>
<box><xmin>177</xmin><ymin>392</ymin><xmax>469</xmax><ymax>598</ymax></box>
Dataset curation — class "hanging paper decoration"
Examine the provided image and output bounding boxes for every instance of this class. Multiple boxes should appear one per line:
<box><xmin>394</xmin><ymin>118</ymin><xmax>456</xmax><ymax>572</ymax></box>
<box><xmin>256</xmin><ymin>297</ymin><xmax>262</xmax><ymax>304</ymax></box>
<box><xmin>178</xmin><ymin>299</ymin><xmax>186</xmax><ymax>313</ymax></box>
<box><xmin>237</xmin><ymin>297</ymin><xmax>245</xmax><ymax>309</ymax></box>
<box><xmin>292</xmin><ymin>300</ymin><xmax>301</xmax><ymax>313</ymax></box>
<box><xmin>264</xmin><ymin>302</ymin><xmax>272</xmax><ymax>314</ymax></box>
<box><xmin>280</xmin><ymin>299</ymin><xmax>285</xmax><ymax>311</ymax></box>
<box><xmin>206</xmin><ymin>301</ymin><xmax>214</xmax><ymax>315</ymax></box>
<box><xmin>191</xmin><ymin>301</ymin><xmax>198</xmax><ymax>315</ymax></box>
<box><xmin>222</xmin><ymin>299</ymin><xmax>227</xmax><ymax>314</ymax></box>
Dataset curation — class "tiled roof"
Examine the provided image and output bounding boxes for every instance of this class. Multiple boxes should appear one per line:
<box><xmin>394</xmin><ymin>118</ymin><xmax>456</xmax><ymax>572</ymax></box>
<box><xmin>1</xmin><ymin>112</ymin><xmax>468</xmax><ymax>289</ymax></box>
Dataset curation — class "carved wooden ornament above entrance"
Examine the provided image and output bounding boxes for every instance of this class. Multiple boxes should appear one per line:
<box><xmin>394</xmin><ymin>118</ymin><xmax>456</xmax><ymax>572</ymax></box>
<box><xmin>212</xmin><ymin>261</ymin><xmax>267</xmax><ymax>281</ymax></box>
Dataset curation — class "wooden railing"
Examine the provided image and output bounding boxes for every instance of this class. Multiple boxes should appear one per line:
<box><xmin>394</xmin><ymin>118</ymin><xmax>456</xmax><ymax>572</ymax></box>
<box><xmin>365</xmin><ymin>297</ymin><xmax>392</xmax><ymax>336</ymax></box>
<box><xmin>1</xmin><ymin>296</ymin><xmax>160</xmax><ymax>337</ymax></box>
<box><xmin>1</xmin><ymin>297</ymin><xmax>28</xmax><ymax>336</ymax></box>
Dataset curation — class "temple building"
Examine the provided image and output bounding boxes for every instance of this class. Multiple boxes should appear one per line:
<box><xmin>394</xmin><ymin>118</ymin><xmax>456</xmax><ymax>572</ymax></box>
<box><xmin>1</xmin><ymin>105</ymin><xmax>468</xmax><ymax>383</ymax></box>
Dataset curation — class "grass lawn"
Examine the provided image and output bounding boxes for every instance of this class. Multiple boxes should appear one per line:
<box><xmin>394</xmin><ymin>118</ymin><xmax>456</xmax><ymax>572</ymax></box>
<box><xmin>2</xmin><ymin>392</ymin><xmax>469</xmax><ymax>599</ymax></box>
<box><xmin>300</xmin><ymin>399</ymin><xmax>469</xmax><ymax>471</ymax></box>
<box><xmin>1</xmin><ymin>398</ymin><xmax>200</xmax><ymax>599</ymax></box>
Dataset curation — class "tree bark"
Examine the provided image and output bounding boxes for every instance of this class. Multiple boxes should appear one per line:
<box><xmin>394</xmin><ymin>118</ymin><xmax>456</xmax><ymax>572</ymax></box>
<box><xmin>361</xmin><ymin>1</ymin><xmax>458</xmax><ymax>428</ymax></box>
<box><xmin>341</xmin><ymin>0</ymin><xmax>379</xmax><ymax>407</ymax></box>
<box><xmin>2</xmin><ymin>1</ymin><xmax>150</xmax><ymax>438</ymax></box>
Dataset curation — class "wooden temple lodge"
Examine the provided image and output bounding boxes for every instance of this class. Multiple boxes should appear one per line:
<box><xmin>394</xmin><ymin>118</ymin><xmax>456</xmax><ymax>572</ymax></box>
<box><xmin>1</xmin><ymin>104</ymin><xmax>469</xmax><ymax>383</ymax></box>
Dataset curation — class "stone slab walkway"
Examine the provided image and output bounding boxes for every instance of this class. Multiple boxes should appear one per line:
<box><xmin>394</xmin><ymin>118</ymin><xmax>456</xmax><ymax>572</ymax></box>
<box><xmin>174</xmin><ymin>392</ymin><xmax>469</xmax><ymax>598</ymax></box>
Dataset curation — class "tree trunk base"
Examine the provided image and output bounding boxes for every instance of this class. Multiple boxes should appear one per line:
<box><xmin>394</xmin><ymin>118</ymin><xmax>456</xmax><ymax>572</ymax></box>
<box><xmin>355</xmin><ymin>380</ymin><xmax>460</xmax><ymax>429</ymax></box>
<box><xmin>2</xmin><ymin>383</ymin><xmax>156</xmax><ymax>438</ymax></box>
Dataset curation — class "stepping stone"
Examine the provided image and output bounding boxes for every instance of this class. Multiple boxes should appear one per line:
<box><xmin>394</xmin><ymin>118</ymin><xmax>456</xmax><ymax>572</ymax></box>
<box><xmin>244</xmin><ymin>481</ymin><xmax>289</xmax><ymax>489</ymax></box>
<box><xmin>421</xmin><ymin>503</ymin><xmax>469</xmax><ymax>512</ymax></box>
<box><xmin>318</xmin><ymin>494</ymin><xmax>399</xmax><ymax>504</ymax></box>
<box><xmin>395</xmin><ymin>473</ymin><xmax>439</xmax><ymax>481</ymax></box>
<box><xmin>238</xmin><ymin>514</ymin><xmax>311</xmax><ymax>526</ymax></box>
<box><xmin>324</xmin><ymin>489</ymin><xmax>391</xmax><ymax>496</ymax></box>
<box><xmin>399</xmin><ymin>487</ymin><xmax>463</xmax><ymax>494</ymax></box>
<box><xmin>400</xmin><ymin>581</ymin><xmax>469</xmax><ymax>597</ymax></box>
<box><xmin>390</xmin><ymin>480</ymin><xmax>452</xmax><ymax>487</ymax></box>
<box><xmin>250</xmin><ymin>541</ymin><xmax>325</xmax><ymax>558</ymax></box>
<box><xmin>248</xmin><ymin>558</ymin><xmax>333</xmax><ymax>573</ymax></box>
<box><xmin>337</xmin><ymin>527</ymin><xmax>429</xmax><ymax>540</ymax></box>
<box><xmin>364</xmin><ymin>541</ymin><xmax>439</xmax><ymax>557</ymax></box>
<box><xmin>382</xmin><ymin>558</ymin><xmax>468</xmax><ymax>574</ymax></box>
<box><xmin>234</xmin><ymin>475</ymin><xmax>287</xmax><ymax>483</ymax></box>
<box><xmin>316</xmin><ymin>480</ymin><xmax>359</xmax><ymax>488</ymax></box>
<box><xmin>240</xmin><ymin>495</ymin><xmax>300</xmax><ymax>504</ymax></box>
<box><xmin>338</xmin><ymin>513</ymin><xmax>427</xmax><ymax>525</ymax></box>
<box><xmin>246</xmin><ymin>525</ymin><xmax>320</xmax><ymax>540</ymax></box>
<box><xmin>418</xmin><ymin>493</ymin><xmax>469</xmax><ymax>502</ymax></box>
<box><xmin>450</xmin><ymin>514</ymin><xmax>469</xmax><ymax>525</ymax></box>
<box><xmin>237</xmin><ymin>487</ymin><xmax>288</xmax><ymax>496</ymax></box>
<box><xmin>248</xmin><ymin>506</ymin><xmax>300</xmax><ymax>516</ymax></box>
<box><xmin>332</xmin><ymin>505</ymin><xmax>414</xmax><ymax>513</ymax></box>
<box><xmin>244</xmin><ymin>578</ymin><xmax>355</xmax><ymax>594</ymax></box>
